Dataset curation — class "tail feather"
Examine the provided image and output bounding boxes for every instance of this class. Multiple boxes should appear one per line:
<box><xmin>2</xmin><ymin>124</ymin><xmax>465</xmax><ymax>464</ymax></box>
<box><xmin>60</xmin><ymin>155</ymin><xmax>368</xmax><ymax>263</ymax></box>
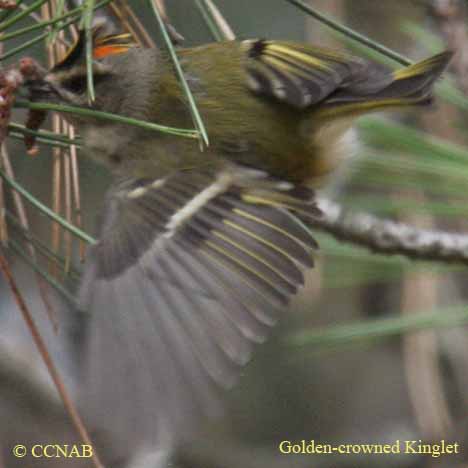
<box><xmin>387</xmin><ymin>50</ymin><xmax>453</xmax><ymax>101</ymax></box>
<box><xmin>321</xmin><ymin>50</ymin><xmax>453</xmax><ymax>114</ymax></box>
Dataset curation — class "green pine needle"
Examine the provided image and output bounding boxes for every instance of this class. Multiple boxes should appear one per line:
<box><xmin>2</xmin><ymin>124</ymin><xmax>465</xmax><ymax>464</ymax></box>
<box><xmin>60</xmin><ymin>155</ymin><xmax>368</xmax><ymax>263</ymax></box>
<box><xmin>0</xmin><ymin>168</ymin><xmax>96</xmax><ymax>245</ymax></box>
<box><xmin>0</xmin><ymin>0</ymin><xmax>49</xmax><ymax>33</ymax></box>
<box><xmin>8</xmin><ymin>237</ymin><xmax>78</xmax><ymax>305</ymax></box>
<box><xmin>194</xmin><ymin>0</ymin><xmax>224</xmax><ymax>42</ymax></box>
<box><xmin>15</xmin><ymin>100</ymin><xmax>199</xmax><ymax>139</ymax></box>
<box><xmin>79</xmin><ymin>0</ymin><xmax>96</xmax><ymax>104</ymax></box>
<box><xmin>284</xmin><ymin>0</ymin><xmax>412</xmax><ymax>66</ymax></box>
<box><xmin>147</xmin><ymin>0</ymin><xmax>210</xmax><ymax>148</ymax></box>
<box><xmin>288</xmin><ymin>304</ymin><xmax>468</xmax><ymax>349</ymax></box>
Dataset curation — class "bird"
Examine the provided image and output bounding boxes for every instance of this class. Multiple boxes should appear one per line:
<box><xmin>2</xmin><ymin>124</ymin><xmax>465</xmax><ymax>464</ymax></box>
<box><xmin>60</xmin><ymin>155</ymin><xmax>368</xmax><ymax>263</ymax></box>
<box><xmin>23</xmin><ymin>24</ymin><xmax>452</xmax><ymax>466</ymax></box>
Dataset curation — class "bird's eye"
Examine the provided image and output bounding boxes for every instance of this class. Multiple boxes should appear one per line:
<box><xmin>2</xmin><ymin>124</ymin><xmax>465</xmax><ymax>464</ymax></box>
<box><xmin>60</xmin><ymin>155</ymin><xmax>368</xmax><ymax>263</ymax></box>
<box><xmin>62</xmin><ymin>75</ymin><xmax>87</xmax><ymax>94</ymax></box>
<box><xmin>62</xmin><ymin>73</ymin><xmax>109</xmax><ymax>94</ymax></box>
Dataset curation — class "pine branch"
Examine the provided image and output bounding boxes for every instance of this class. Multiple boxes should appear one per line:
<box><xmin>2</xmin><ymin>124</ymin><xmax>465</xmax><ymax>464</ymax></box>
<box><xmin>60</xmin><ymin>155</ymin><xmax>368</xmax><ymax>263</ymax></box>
<box><xmin>314</xmin><ymin>197</ymin><xmax>468</xmax><ymax>265</ymax></box>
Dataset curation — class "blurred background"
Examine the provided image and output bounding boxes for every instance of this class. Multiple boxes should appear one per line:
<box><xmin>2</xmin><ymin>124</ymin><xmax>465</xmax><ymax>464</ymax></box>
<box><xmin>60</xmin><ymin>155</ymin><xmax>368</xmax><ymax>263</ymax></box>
<box><xmin>1</xmin><ymin>1</ymin><xmax>468</xmax><ymax>467</ymax></box>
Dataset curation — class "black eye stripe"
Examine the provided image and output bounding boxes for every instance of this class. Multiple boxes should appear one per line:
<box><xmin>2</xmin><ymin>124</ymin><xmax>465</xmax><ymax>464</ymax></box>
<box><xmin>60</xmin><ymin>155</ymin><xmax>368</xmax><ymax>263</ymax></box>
<box><xmin>52</xmin><ymin>34</ymin><xmax>85</xmax><ymax>72</ymax></box>
<box><xmin>63</xmin><ymin>75</ymin><xmax>87</xmax><ymax>93</ymax></box>
<box><xmin>62</xmin><ymin>73</ymin><xmax>110</xmax><ymax>94</ymax></box>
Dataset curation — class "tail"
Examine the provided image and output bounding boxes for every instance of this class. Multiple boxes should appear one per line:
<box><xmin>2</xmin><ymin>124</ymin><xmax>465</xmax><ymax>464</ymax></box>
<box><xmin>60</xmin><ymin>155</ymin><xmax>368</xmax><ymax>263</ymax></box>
<box><xmin>387</xmin><ymin>50</ymin><xmax>453</xmax><ymax>103</ymax></box>
<box><xmin>320</xmin><ymin>50</ymin><xmax>453</xmax><ymax>116</ymax></box>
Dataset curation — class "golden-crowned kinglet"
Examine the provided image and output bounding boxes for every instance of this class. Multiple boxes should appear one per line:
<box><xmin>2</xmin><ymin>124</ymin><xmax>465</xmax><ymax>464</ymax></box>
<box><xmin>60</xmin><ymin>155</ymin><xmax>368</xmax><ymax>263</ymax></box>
<box><xmin>23</xmin><ymin>26</ymin><xmax>451</xmax><ymax>462</ymax></box>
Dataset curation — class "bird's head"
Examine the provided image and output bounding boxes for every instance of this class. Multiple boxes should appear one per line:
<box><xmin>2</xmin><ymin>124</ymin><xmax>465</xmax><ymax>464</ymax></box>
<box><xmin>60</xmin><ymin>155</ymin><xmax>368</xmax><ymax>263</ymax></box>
<box><xmin>23</xmin><ymin>23</ymin><xmax>136</xmax><ymax>109</ymax></box>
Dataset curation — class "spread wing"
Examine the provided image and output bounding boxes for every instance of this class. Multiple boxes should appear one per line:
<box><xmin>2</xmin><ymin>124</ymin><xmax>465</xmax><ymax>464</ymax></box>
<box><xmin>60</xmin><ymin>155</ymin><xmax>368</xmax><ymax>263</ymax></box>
<box><xmin>78</xmin><ymin>165</ymin><xmax>320</xmax><ymax>449</ymax></box>
<box><xmin>243</xmin><ymin>39</ymin><xmax>399</xmax><ymax>110</ymax></box>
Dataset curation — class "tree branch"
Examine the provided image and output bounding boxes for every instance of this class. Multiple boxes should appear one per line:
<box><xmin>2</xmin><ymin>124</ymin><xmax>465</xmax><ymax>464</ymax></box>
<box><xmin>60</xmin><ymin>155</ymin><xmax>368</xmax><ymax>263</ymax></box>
<box><xmin>314</xmin><ymin>198</ymin><xmax>468</xmax><ymax>265</ymax></box>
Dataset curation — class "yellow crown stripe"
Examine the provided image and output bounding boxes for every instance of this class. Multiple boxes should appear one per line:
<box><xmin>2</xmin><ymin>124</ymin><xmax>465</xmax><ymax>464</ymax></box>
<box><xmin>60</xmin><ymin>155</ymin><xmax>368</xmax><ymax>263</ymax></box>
<box><xmin>95</xmin><ymin>33</ymin><xmax>133</xmax><ymax>45</ymax></box>
<box><xmin>59</xmin><ymin>38</ymin><xmax>80</xmax><ymax>62</ymax></box>
<box><xmin>95</xmin><ymin>42</ymin><xmax>134</xmax><ymax>48</ymax></box>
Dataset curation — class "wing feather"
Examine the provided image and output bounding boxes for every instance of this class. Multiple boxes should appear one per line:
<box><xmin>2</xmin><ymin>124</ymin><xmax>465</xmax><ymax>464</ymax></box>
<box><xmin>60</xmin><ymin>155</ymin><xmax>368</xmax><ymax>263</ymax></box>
<box><xmin>244</xmin><ymin>39</ymin><xmax>361</xmax><ymax>109</ymax></box>
<box><xmin>78</xmin><ymin>165</ymin><xmax>320</xmax><ymax>448</ymax></box>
